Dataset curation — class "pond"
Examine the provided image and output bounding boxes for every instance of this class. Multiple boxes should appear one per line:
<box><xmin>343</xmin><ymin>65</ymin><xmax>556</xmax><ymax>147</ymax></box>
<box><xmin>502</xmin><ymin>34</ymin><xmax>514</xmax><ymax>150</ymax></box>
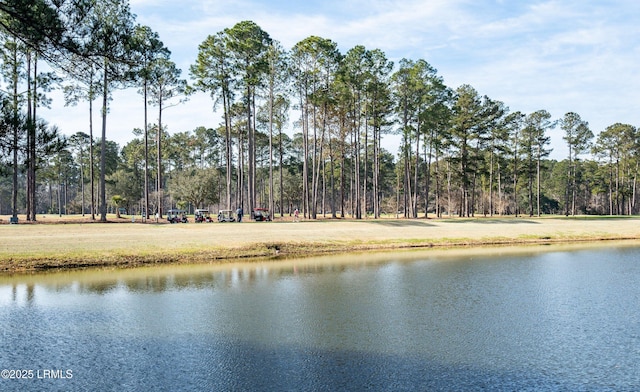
<box><xmin>1</xmin><ymin>243</ymin><xmax>640</xmax><ymax>391</ymax></box>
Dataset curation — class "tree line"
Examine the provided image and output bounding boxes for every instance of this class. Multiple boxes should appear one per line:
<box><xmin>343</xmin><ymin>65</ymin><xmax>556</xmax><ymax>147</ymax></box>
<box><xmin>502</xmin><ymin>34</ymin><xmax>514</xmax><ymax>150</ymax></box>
<box><xmin>0</xmin><ymin>1</ymin><xmax>638</xmax><ymax>222</ymax></box>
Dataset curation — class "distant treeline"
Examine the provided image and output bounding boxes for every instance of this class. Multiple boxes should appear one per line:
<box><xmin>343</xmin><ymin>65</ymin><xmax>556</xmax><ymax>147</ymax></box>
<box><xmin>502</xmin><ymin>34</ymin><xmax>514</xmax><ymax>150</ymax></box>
<box><xmin>0</xmin><ymin>2</ymin><xmax>637</xmax><ymax>220</ymax></box>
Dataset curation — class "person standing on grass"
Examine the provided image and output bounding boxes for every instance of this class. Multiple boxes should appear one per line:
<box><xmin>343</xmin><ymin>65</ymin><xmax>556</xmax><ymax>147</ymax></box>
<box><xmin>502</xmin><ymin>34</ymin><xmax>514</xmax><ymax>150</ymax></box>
<box><xmin>236</xmin><ymin>207</ymin><xmax>243</xmax><ymax>222</ymax></box>
<box><xmin>294</xmin><ymin>208</ymin><xmax>299</xmax><ymax>222</ymax></box>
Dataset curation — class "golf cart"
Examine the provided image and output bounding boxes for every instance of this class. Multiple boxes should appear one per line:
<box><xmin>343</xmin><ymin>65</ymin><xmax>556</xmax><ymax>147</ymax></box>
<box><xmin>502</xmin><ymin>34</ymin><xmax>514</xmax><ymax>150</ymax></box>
<box><xmin>253</xmin><ymin>208</ymin><xmax>271</xmax><ymax>221</ymax></box>
<box><xmin>194</xmin><ymin>209</ymin><xmax>213</xmax><ymax>223</ymax></box>
<box><xmin>167</xmin><ymin>209</ymin><xmax>188</xmax><ymax>223</ymax></box>
<box><xmin>217</xmin><ymin>209</ymin><xmax>235</xmax><ymax>222</ymax></box>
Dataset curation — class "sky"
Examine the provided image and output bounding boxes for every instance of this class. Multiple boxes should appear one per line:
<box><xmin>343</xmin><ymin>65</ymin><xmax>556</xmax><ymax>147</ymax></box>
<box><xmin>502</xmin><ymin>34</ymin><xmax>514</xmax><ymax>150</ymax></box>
<box><xmin>41</xmin><ymin>0</ymin><xmax>640</xmax><ymax>160</ymax></box>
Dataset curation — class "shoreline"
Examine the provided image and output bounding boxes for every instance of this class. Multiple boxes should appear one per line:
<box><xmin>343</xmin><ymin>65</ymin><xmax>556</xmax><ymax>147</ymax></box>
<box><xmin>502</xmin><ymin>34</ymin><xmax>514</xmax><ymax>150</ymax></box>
<box><xmin>2</xmin><ymin>216</ymin><xmax>640</xmax><ymax>273</ymax></box>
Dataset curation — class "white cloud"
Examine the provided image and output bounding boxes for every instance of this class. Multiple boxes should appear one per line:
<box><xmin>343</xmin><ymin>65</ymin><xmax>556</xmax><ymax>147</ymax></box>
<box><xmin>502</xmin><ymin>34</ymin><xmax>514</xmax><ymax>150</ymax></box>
<box><xmin>43</xmin><ymin>0</ymin><xmax>640</xmax><ymax>161</ymax></box>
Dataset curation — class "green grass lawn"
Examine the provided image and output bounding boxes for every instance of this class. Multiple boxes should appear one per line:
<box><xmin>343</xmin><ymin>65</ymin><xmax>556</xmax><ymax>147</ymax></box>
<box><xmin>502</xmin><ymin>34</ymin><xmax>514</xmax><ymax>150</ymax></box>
<box><xmin>2</xmin><ymin>214</ymin><xmax>640</xmax><ymax>272</ymax></box>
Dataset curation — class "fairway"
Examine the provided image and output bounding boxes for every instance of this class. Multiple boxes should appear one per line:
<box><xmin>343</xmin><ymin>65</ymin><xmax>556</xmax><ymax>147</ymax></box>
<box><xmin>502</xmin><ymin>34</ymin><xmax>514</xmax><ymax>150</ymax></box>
<box><xmin>2</xmin><ymin>215</ymin><xmax>640</xmax><ymax>272</ymax></box>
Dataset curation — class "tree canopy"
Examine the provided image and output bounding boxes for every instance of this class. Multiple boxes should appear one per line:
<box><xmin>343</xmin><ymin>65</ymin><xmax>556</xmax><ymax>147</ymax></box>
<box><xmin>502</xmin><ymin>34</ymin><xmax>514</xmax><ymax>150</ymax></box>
<box><xmin>1</xmin><ymin>4</ymin><xmax>638</xmax><ymax>220</ymax></box>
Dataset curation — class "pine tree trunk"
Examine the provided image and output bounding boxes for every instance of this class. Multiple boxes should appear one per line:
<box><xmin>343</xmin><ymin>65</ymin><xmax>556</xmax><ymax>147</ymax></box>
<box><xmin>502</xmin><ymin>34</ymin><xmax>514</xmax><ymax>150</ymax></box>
<box><xmin>143</xmin><ymin>80</ymin><xmax>149</xmax><ymax>221</ymax></box>
<box><xmin>100</xmin><ymin>60</ymin><xmax>108</xmax><ymax>222</ymax></box>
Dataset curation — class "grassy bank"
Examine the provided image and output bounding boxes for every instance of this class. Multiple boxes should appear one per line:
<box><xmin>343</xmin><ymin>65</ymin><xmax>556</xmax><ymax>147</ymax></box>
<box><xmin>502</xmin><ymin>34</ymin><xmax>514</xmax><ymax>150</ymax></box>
<box><xmin>2</xmin><ymin>215</ymin><xmax>640</xmax><ymax>273</ymax></box>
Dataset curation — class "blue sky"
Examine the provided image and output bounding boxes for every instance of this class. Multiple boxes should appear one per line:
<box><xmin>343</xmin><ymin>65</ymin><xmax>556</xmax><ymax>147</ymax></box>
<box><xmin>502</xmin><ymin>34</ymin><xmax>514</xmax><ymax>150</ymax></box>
<box><xmin>44</xmin><ymin>0</ymin><xmax>640</xmax><ymax>159</ymax></box>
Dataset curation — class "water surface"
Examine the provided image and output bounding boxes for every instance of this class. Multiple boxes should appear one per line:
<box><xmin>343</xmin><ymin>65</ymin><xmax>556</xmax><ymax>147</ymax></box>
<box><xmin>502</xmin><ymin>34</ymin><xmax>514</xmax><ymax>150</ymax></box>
<box><xmin>1</xmin><ymin>243</ymin><xmax>640</xmax><ymax>391</ymax></box>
